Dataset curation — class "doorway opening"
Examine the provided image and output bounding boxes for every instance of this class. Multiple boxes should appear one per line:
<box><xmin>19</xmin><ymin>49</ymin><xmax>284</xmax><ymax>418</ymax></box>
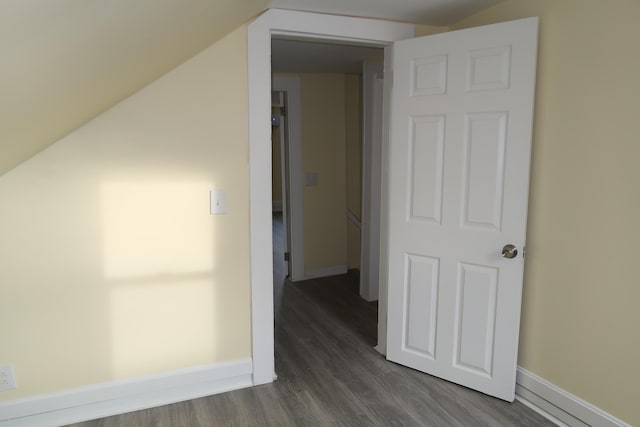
<box><xmin>247</xmin><ymin>9</ymin><xmax>415</xmax><ymax>385</ymax></box>
<box><xmin>270</xmin><ymin>37</ymin><xmax>385</xmax><ymax>372</ymax></box>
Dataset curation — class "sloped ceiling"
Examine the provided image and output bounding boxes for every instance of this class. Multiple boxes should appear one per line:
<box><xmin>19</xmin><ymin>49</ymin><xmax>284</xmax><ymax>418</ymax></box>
<box><xmin>0</xmin><ymin>0</ymin><xmax>269</xmax><ymax>176</ymax></box>
<box><xmin>0</xmin><ymin>0</ymin><xmax>503</xmax><ymax>176</ymax></box>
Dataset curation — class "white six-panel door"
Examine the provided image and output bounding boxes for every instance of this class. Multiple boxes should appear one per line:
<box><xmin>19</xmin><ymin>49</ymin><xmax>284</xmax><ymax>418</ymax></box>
<box><xmin>386</xmin><ymin>18</ymin><xmax>538</xmax><ymax>401</ymax></box>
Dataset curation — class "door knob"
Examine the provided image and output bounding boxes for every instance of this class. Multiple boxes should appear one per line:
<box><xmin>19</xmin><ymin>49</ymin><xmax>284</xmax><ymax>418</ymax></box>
<box><xmin>502</xmin><ymin>244</ymin><xmax>518</xmax><ymax>259</ymax></box>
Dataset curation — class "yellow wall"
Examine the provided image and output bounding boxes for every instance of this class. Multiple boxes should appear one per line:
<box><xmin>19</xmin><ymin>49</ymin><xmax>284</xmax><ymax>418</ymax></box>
<box><xmin>297</xmin><ymin>74</ymin><xmax>348</xmax><ymax>272</ymax></box>
<box><xmin>414</xmin><ymin>23</ymin><xmax>449</xmax><ymax>37</ymax></box>
<box><xmin>0</xmin><ymin>0</ymin><xmax>267</xmax><ymax>177</ymax></box>
<box><xmin>0</xmin><ymin>26</ymin><xmax>251</xmax><ymax>400</ymax></box>
<box><xmin>453</xmin><ymin>1</ymin><xmax>640</xmax><ymax>424</ymax></box>
<box><xmin>345</xmin><ymin>74</ymin><xmax>362</xmax><ymax>270</ymax></box>
<box><xmin>6</xmin><ymin>4</ymin><xmax>636</xmax><ymax>422</ymax></box>
<box><xmin>272</xmin><ymin>73</ymin><xmax>362</xmax><ymax>273</ymax></box>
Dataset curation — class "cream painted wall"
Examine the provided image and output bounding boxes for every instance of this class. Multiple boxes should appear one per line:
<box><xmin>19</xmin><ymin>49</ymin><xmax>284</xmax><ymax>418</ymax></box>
<box><xmin>414</xmin><ymin>23</ymin><xmax>449</xmax><ymax>37</ymax></box>
<box><xmin>0</xmin><ymin>26</ymin><xmax>251</xmax><ymax>401</ymax></box>
<box><xmin>345</xmin><ymin>74</ymin><xmax>362</xmax><ymax>270</ymax></box>
<box><xmin>0</xmin><ymin>0</ymin><xmax>267</xmax><ymax>177</ymax></box>
<box><xmin>453</xmin><ymin>1</ymin><xmax>640</xmax><ymax>424</ymax></box>
<box><xmin>272</xmin><ymin>73</ymin><xmax>359</xmax><ymax>272</ymax></box>
<box><xmin>297</xmin><ymin>74</ymin><xmax>348</xmax><ymax>271</ymax></box>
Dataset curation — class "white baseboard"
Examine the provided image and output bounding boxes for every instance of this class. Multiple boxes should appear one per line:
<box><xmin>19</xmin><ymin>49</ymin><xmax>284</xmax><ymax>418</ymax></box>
<box><xmin>0</xmin><ymin>358</ymin><xmax>252</xmax><ymax>427</ymax></box>
<box><xmin>2</xmin><ymin>357</ymin><xmax>630</xmax><ymax>427</ymax></box>
<box><xmin>272</xmin><ymin>200</ymin><xmax>282</xmax><ymax>212</ymax></box>
<box><xmin>304</xmin><ymin>265</ymin><xmax>348</xmax><ymax>280</ymax></box>
<box><xmin>515</xmin><ymin>367</ymin><xmax>631</xmax><ymax>427</ymax></box>
<box><xmin>346</xmin><ymin>209</ymin><xmax>362</xmax><ymax>229</ymax></box>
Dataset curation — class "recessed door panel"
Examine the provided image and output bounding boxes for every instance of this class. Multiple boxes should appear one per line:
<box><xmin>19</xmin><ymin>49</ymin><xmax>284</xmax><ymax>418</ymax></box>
<box><xmin>403</xmin><ymin>254</ymin><xmax>439</xmax><ymax>358</ymax></box>
<box><xmin>467</xmin><ymin>46</ymin><xmax>511</xmax><ymax>91</ymax></box>
<box><xmin>462</xmin><ymin>112</ymin><xmax>507</xmax><ymax>231</ymax></box>
<box><xmin>408</xmin><ymin>115</ymin><xmax>445</xmax><ymax>223</ymax></box>
<box><xmin>410</xmin><ymin>55</ymin><xmax>447</xmax><ymax>96</ymax></box>
<box><xmin>453</xmin><ymin>263</ymin><xmax>498</xmax><ymax>377</ymax></box>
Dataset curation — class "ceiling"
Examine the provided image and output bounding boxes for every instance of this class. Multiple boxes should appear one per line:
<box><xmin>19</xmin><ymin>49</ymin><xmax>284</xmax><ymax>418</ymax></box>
<box><xmin>268</xmin><ymin>0</ymin><xmax>503</xmax><ymax>26</ymax></box>
<box><xmin>1</xmin><ymin>0</ymin><xmax>504</xmax><ymax>176</ymax></box>
<box><xmin>272</xmin><ymin>39</ymin><xmax>383</xmax><ymax>73</ymax></box>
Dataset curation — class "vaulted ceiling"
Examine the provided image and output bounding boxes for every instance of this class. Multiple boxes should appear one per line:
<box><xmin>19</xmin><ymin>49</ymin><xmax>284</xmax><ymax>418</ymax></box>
<box><xmin>0</xmin><ymin>0</ymin><xmax>503</xmax><ymax>176</ymax></box>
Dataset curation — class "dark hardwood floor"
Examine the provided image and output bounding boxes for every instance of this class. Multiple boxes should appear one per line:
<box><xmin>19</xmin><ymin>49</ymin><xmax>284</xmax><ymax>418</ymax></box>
<box><xmin>69</xmin><ymin>213</ymin><xmax>554</xmax><ymax>426</ymax></box>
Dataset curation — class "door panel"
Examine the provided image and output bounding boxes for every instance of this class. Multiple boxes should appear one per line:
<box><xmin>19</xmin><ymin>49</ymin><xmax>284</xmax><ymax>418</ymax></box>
<box><xmin>386</xmin><ymin>18</ymin><xmax>538</xmax><ymax>401</ymax></box>
<box><xmin>453</xmin><ymin>262</ymin><xmax>498</xmax><ymax>376</ymax></box>
<box><xmin>462</xmin><ymin>111</ymin><xmax>507</xmax><ymax>231</ymax></box>
<box><xmin>411</xmin><ymin>55</ymin><xmax>447</xmax><ymax>96</ymax></box>
<box><xmin>408</xmin><ymin>115</ymin><xmax>445</xmax><ymax>223</ymax></box>
<box><xmin>404</xmin><ymin>253</ymin><xmax>439</xmax><ymax>359</ymax></box>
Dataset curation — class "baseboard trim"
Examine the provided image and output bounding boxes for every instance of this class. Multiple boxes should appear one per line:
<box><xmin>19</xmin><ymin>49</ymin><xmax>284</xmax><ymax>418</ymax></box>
<box><xmin>0</xmin><ymin>358</ymin><xmax>253</xmax><ymax>427</ymax></box>
<box><xmin>515</xmin><ymin>367</ymin><xmax>631</xmax><ymax>427</ymax></box>
<box><xmin>3</xmin><ymin>359</ymin><xmax>631</xmax><ymax>427</ymax></box>
<box><xmin>304</xmin><ymin>265</ymin><xmax>348</xmax><ymax>280</ymax></box>
<box><xmin>272</xmin><ymin>200</ymin><xmax>282</xmax><ymax>212</ymax></box>
<box><xmin>346</xmin><ymin>209</ymin><xmax>362</xmax><ymax>229</ymax></box>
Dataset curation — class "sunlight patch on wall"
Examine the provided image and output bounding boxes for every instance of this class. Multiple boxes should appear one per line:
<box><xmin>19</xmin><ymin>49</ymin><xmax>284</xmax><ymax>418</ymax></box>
<box><xmin>101</xmin><ymin>180</ymin><xmax>215</xmax><ymax>279</ymax></box>
<box><xmin>101</xmin><ymin>179</ymin><xmax>219</xmax><ymax>377</ymax></box>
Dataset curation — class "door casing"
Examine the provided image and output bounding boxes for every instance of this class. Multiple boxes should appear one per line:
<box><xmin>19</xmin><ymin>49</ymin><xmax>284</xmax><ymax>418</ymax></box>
<box><xmin>248</xmin><ymin>9</ymin><xmax>414</xmax><ymax>384</ymax></box>
<box><xmin>272</xmin><ymin>77</ymin><xmax>304</xmax><ymax>281</ymax></box>
<box><xmin>360</xmin><ymin>59</ymin><xmax>384</xmax><ymax>303</ymax></box>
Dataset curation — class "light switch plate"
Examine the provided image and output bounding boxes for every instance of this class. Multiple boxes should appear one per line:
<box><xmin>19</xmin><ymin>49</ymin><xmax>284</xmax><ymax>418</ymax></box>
<box><xmin>305</xmin><ymin>172</ymin><xmax>318</xmax><ymax>187</ymax></box>
<box><xmin>210</xmin><ymin>190</ymin><xmax>226</xmax><ymax>215</ymax></box>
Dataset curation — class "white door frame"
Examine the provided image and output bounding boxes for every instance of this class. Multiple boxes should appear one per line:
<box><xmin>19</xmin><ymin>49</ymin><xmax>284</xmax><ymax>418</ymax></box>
<box><xmin>248</xmin><ymin>9</ymin><xmax>414</xmax><ymax>385</ymax></box>
<box><xmin>272</xmin><ymin>77</ymin><xmax>304</xmax><ymax>281</ymax></box>
<box><xmin>376</xmin><ymin>46</ymin><xmax>395</xmax><ymax>355</ymax></box>
<box><xmin>360</xmin><ymin>59</ymin><xmax>384</xmax><ymax>303</ymax></box>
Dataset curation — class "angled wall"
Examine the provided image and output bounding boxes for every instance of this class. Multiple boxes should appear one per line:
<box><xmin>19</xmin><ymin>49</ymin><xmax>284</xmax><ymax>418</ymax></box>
<box><xmin>0</xmin><ymin>25</ymin><xmax>250</xmax><ymax>401</ymax></box>
<box><xmin>0</xmin><ymin>0</ymin><xmax>267</xmax><ymax>176</ymax></box>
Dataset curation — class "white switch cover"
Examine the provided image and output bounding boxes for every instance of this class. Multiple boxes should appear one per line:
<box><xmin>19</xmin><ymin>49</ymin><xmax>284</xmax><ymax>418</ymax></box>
<box><xmin>305</xmin><ymin>172</ymin><xmax>318</xmax><ymax>187</ymax></box>
<box><xmin>210</xmin><ymin>190</ymin><xmax>226</xmax><ymax>215</ymax></box>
